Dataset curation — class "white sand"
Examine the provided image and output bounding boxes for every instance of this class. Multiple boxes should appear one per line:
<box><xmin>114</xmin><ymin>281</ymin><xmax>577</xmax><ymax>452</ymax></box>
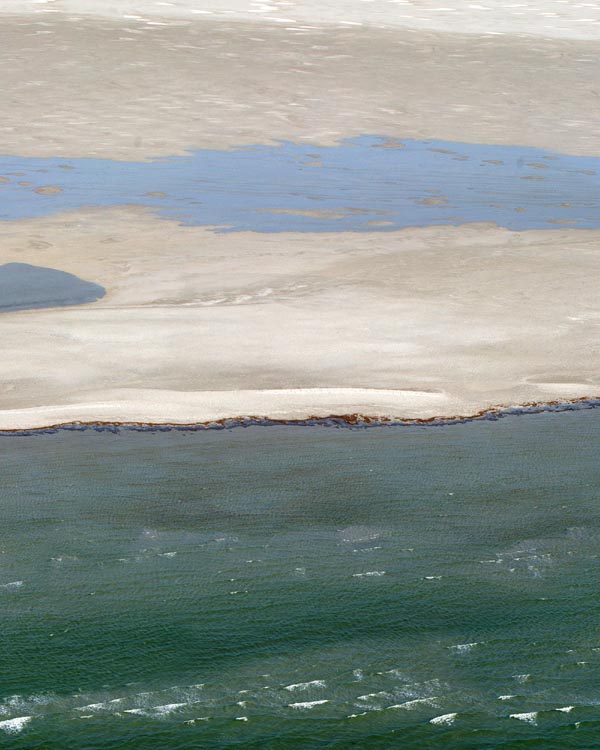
<box><xmin>4</xmin><ymin>0</ymin><xmax>600</xmax><ymax>39</ymax></box>
<box><xmin>1</xmin><ymin>17</ymin><xmax>599</xmax><ymax>159</ymax></box>
<box><xmin>0</xmin><ymin>389</ymin><xmax>460</xmax><ymax>430</ymax></box>
<box><xmin>1</xmin><ymin>208</ymin><xmax>599</xmax><ymax>429</ymax></box>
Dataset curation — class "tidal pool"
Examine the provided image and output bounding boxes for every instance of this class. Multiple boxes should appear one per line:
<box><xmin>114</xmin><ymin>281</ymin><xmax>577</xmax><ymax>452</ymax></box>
<box><xmin>0</xmin><ymin>136</ymin><xmax>598</xmax><ymax>232</ymax></box>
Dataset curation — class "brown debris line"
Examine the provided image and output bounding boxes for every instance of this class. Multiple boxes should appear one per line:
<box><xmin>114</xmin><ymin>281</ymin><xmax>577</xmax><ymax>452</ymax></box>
<box><xmin>1</xmin><ymin>396</ymin><xmax>598</xmax><ymax>435</ymax></box>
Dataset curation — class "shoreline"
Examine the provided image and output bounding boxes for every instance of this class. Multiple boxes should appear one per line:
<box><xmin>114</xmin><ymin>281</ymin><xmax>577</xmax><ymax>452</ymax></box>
<box><xmin>2</xmin><ymin>396</ymin><xmax>599</xmax><ymax>436</ymax></box>
<box><xmin>2</xmin><ymin>215</ymin><xmax>599</xmax><ymax>426</ymax></box>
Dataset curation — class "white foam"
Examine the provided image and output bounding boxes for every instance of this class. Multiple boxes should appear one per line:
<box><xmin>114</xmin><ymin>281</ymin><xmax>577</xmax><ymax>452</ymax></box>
<box><xmin>153</xmin><ymin>703</ymin><xmax>187</xmax><ymax>716</ymax></box>
<box><xmin>352</xmin><ymin>571</ymin><xmax>386</xmax><ymax>577</ymax></box>
<box><xmin>235</xmin><ymin>716</ymin><xmax>248</xmax><ymax>721</ymax></box>
<box><xmin>498</xmin><ymin>695</ymin><xmax>516</xmax><ymax>701</ymax></box>
<box><xmin>0</xmin><ymin>717</ymin><xmax>31</xmax><ymax>733</ymax></box>
<box><xmin>510</xmin><ymin>711</ymin><xmax>538</xmax><ymax>724</ymax></box>
<box><xmin>430</xmin><ymin>712</ymin><xmax>457</xmax><ymax>726</ymax></box>
<box><xmin>353</xmin><ymin>546</ymin><xmax>382</xmax><ymax>553</ymax></box>
<box><xmin>76</xmin><ymin>702</ymin><xmax>109</xmax><ymax>711</ymax></box>
<box><xmin>513</xmin><ymin>674</ymin><xmax>531</xmax><ymax>683</ymax></box>
<box><xmin>356</xmin><ymin>691</ymin><xmax>390</xmax><ymax>701</ymax></box>
<box><xmin>388</xmin><ymin>697</ymin><xmax>438</xmax><ymax>710</ymax></box>
<box><xmin>450</xmin><ymin>642</ymin><xmax>482</xmax><ymax>653</ymax></box>
<box><xmin>284</xmin><ymin>680</ymin><xmax>326</xmax><ymax>691</ymax></box>
<box><xmin>0</xmin><ymin>581</ymin><xmax>23</xmax><ymax>590</ymax></box>
<box><xmin>556</xmin><ymin>705</ymin><xmax>575</xmax><ymax>713</ymax></box>
<box><xmin>288</xmin><ymin>700</ymin><xmax>329</xmax><ymax>709</ymax></box>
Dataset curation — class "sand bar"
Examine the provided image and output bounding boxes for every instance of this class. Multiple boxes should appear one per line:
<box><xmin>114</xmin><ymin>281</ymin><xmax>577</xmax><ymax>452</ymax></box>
<box><xmin>1</xmin><ymin>6</ymin><xmax>599</xmax><ymax>429</ymax></box>
<box><xmin>1</xmin><ymin>207</ymin><xmax>599</xmax><ymax>428</ymax></box>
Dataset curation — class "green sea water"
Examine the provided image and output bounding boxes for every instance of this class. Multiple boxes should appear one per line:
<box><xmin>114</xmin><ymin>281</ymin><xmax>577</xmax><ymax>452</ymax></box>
<box><xmin>2</xmin><ymin>410</ymin><xmax>600</xmax><ymax>748</ymax></box>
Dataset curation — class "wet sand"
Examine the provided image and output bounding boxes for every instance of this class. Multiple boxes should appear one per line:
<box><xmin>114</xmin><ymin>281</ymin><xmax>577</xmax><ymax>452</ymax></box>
<box><xmin>0</xmin><ymin>207</ymin><xmax>599</xmax><ymax>428</ymax></box>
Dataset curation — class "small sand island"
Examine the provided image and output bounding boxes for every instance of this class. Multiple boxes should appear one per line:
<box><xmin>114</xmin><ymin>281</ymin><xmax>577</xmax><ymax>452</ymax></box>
<box><xmin>0</xmin><ymin>1</ymin><xmax>599</xmax><ymax>430</ymax></box>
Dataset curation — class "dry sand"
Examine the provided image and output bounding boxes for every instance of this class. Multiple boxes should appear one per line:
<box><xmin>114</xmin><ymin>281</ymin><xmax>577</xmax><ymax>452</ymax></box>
<box><xmin>1</xmin><ymin>207</ymin><xmax>599</xmax><ymax>428</ymax></box>
<box><xmin>6</xmin><ymin>0</ymin><xmax>600</xmax><ymax>40</ymax></box>
<box><xmin>0</xmin><ymin>16</ymin><xmax>599</xmax><ymax>159</ymax></box>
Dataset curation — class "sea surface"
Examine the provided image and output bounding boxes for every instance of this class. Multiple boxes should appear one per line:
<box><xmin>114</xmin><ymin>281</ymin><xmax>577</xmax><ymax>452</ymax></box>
<box><xmin>2</xmin><ymin>409</ymin><xmax>600</xmax><ymax>748</ymax></box>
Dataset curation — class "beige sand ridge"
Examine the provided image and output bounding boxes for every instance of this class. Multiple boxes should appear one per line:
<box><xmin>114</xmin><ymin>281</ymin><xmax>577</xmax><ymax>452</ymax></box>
<box><xmin>1</xmin><ymin>207</ymin><xmax>599</xmax><ymax>428</ymax></box>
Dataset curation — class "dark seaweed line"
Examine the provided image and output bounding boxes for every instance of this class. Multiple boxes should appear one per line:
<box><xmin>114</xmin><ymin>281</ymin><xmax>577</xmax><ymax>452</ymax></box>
<box><xmin>1</xmin><ymin>397</ymin><xmax>600</xmax><ymax>437</ymax></box>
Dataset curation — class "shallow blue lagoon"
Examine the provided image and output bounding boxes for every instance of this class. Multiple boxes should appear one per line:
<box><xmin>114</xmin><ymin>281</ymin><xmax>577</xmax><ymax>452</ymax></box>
<box><xmin>0</xmin><ymin>262</ymin><xmax>105</xmax><ymax>312</ymax></box>
<box><xmin>0</xmin><ymin>136</ymin><xmax>598</xmax><ymax>232</ymax></box>
<box><xmin>2</xmin><ymin>410</ymin><xmax>600</xmax><ymax>747</ymax></box>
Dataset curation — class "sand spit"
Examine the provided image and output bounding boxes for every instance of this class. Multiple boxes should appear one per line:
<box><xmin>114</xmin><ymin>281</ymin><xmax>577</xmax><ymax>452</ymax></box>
<box><xmin>1</xmin><ymin>17</ymin><xmax>599</xmax><ymax>159</ymax></box>
<box><xmin>1</xmin><ymin>397</ymin><xmax>599</xmax><ymax>435</ymax></box>
<box><xmin>0</xmin><ymin>388</ymin><xmax>459</xmax><ymax>431</ymax></box>
<box><xmin>1</xmin><ymin>208</ymin><xmax>600</xmax><ymax>427</ymax></box>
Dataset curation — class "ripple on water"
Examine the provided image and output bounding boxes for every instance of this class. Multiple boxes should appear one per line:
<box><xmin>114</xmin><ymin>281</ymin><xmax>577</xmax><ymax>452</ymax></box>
<box><xmin>288</xmin><ymin>700</ymin><xmax>329</xmax><ymax>710</ymax></box>
<box><xmin>284</xmin><ymin>680</ymin><xmax>326</xmax><ymax>691</ymax></box>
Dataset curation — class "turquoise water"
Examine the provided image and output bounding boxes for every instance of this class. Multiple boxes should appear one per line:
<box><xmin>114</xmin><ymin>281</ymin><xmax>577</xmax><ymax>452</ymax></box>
<box><xmin>0</xmin><ymin>136</ymin><xmax>598</xmax><ymax>232</ymax></box>
<box><xmin>2</xmin><ymin>410</ymin><xmax>600</xmax><ymax>748</ymax></box>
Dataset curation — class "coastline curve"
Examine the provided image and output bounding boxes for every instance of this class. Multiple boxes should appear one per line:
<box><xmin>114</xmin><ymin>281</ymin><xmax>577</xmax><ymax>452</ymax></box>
<box><xmin>1</xmin><ymin>396</ymin><xmax>599</xmax><ymax>436</ymax></box>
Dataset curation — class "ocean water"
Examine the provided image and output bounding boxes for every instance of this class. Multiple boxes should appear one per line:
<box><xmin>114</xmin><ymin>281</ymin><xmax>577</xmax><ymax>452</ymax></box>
<box><xmin>0</xmin><ymin>136</ymin><xmax>598</xmax><ymax>232</ymax></box>
<box><xmin>2</xmin><ymin>409</ymin><xmax>600</xmax><ymax>748</ymax></box>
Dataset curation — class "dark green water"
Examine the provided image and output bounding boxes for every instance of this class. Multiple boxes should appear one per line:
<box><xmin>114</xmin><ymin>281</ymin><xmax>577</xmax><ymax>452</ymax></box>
<box><xmin>2</xmin><ymin>411</ymin><xmax>600</xmax><ymax>748</ymax></box>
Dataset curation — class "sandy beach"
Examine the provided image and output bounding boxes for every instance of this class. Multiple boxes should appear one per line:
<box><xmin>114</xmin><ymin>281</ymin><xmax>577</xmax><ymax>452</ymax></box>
<box><xmin>1</xmin><ymin>207</ymin><xmax>599</xmax><ymax>428</ymax></box>
<box><xmin>0</xmin><ymin>3</ymin><xmax>599</xmax><ymax>429</ymax></box>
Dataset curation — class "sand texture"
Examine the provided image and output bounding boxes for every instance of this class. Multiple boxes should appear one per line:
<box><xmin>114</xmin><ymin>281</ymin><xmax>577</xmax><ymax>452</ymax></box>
<box><xmin>0</xmin><ymin>17</ymin><xmax>599</xmax><ymax>160</ymax></box>
<box><xmin>0</xmin><ymin>207</ymin><xmax>599</xmax><ymax>427</ymax></box>
<box><xmin>1</xmin><ymin>6</ymin><xmax>599</xmax><ymax>428</ymax></box>
<box><xmin>5</xmin><ymin>0</ymin><xmax>600</xmax><ymax>39</ymax></box>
